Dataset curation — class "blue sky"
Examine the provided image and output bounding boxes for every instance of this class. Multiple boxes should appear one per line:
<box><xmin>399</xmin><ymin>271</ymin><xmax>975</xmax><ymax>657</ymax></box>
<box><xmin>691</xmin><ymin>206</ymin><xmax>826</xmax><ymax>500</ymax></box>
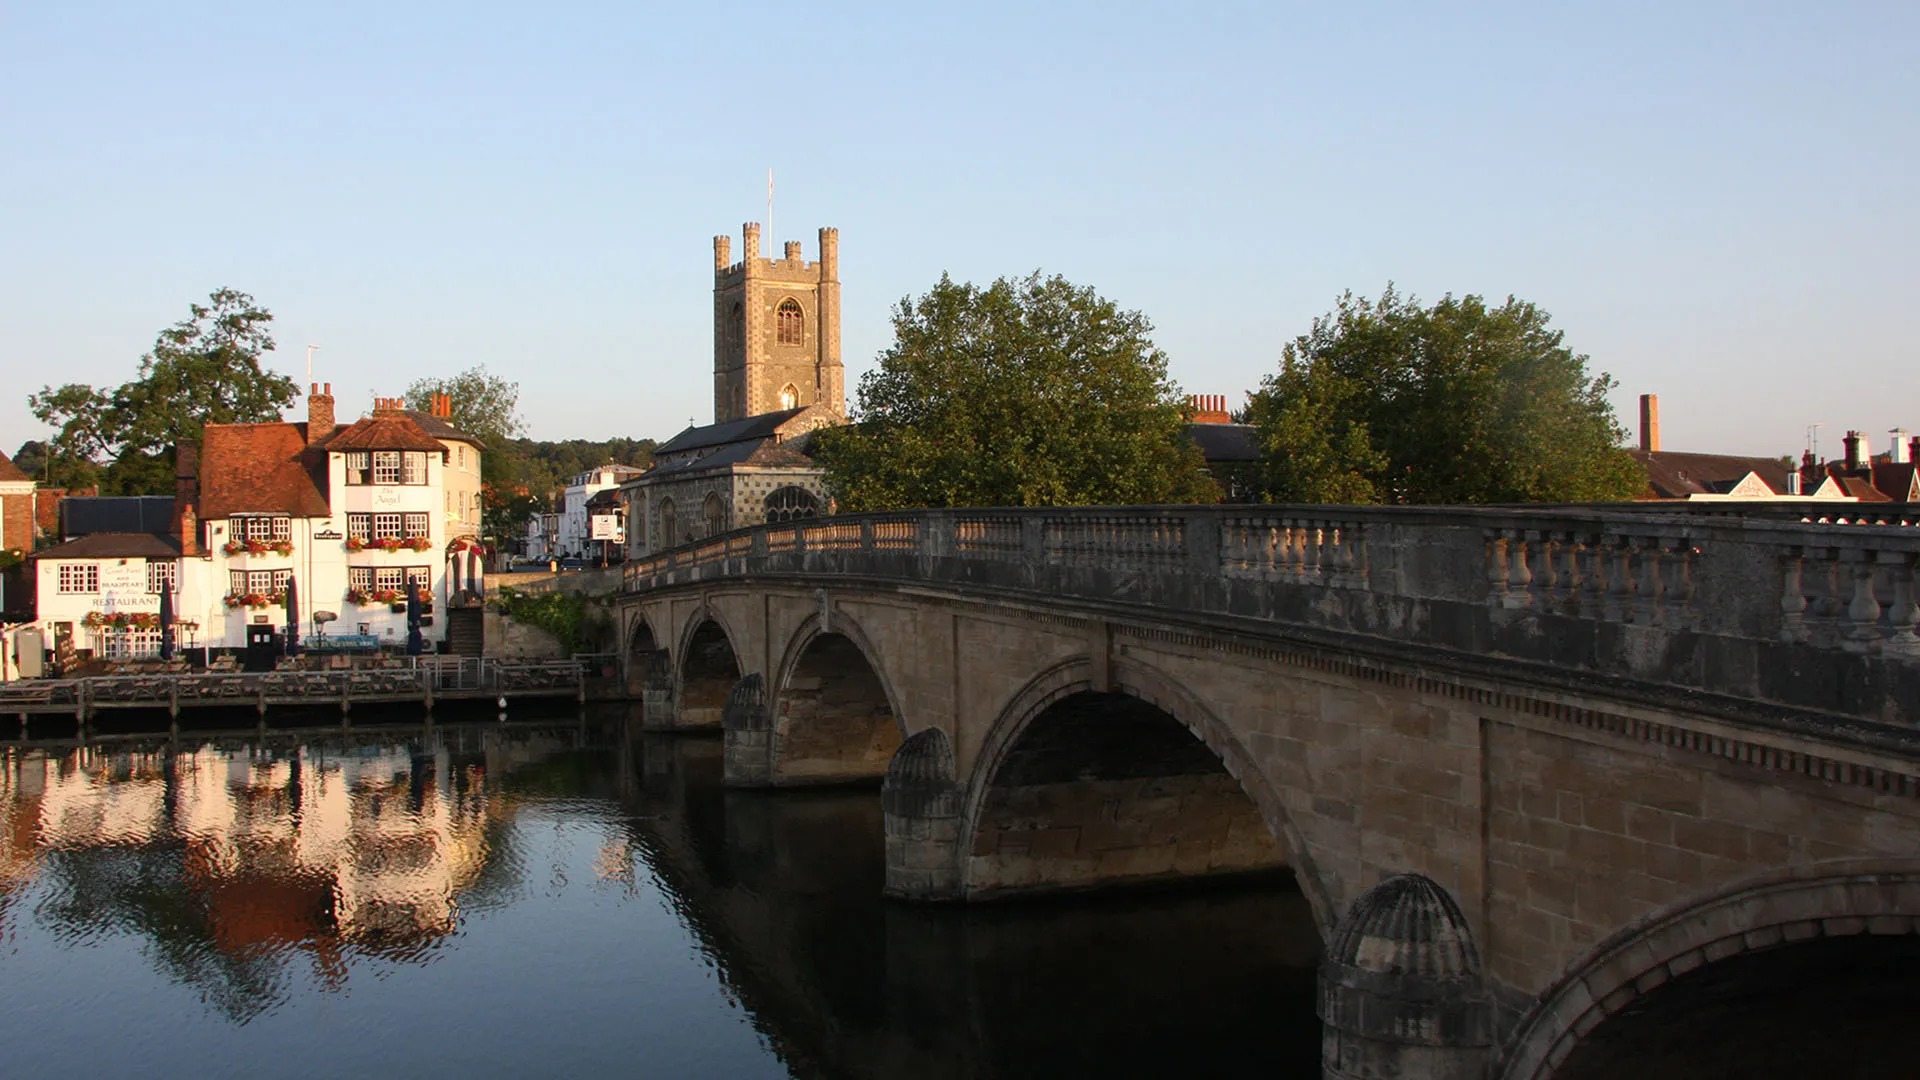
<box><xmin>4</xmin><ymin>1</ymin><xmax>1915</xmax><ymax>460</ymax></box>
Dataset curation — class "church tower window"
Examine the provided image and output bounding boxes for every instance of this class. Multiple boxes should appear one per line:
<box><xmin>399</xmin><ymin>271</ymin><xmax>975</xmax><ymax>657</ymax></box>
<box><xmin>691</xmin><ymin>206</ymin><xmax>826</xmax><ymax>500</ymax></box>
<box><xmin>778</xmin><ymin>384</ymin><xmax>798</xmax><ymax>410</ymax></box>
<box><xmin>776</xmin><ymin>298</ymin><xmax>804</xmax><ymax>346</ymax></box>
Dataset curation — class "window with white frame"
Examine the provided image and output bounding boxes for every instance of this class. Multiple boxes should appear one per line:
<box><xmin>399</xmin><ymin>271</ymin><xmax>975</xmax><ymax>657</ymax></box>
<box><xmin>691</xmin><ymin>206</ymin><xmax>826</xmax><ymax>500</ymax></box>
<box><xmin>375</xmin><ymin>567</ymin><xmax>404</xmax><ymax>591</ymax></box>
<box><xmin>232</xmin><ymin>516</ymin><xmax>291</xmax><ymax>542</ymax></box>
<box><xmin>147</xmin><ymin>560</ymin><xmax>177</xmax><ymax>594</ymax></box>
<box><xmin>58</xmin><ymin>564</ymin><xmax>98</xmax><ymax>593</ymax></box>
<box><xmin>404</xmin><ymin>512</ymin><xmax>429</xmax><ymax>538</ymax></box>
<box><xmin>373</xmin><ymin>513</ymin><xmax>403</xmax><ymax>540</ymax></box>
<box><xmin>230</xmin><ymin>569</ymin><xmax>290</xmax><ymax>595</ymax></box>
<box><xmin>99</xmin><ymin>630</ymin><xmax>162</xmax><ymax>660</ymax></box>
<box><xmin>344</xmin><ymin>452</ymin><xmax>371</xmax><ymax>485</ymax></box>
<box><xmin>404</xmin><ymin>452</ymin><xmax>427</xmax><ymax>484</ymax></box>
<box><xmin>349</xmin><ymin>567</ymin><xmax>373</xmax><ymax>592</ymax></box>
<box><xmin>373</xmin><ymin>451</ymin><xmax>402</xmax><ymax>485</ymax></box>
<box><xmin>348</xmin><ymin>513</ymin><xmax>371</xmax><ymax>541</ymax></box>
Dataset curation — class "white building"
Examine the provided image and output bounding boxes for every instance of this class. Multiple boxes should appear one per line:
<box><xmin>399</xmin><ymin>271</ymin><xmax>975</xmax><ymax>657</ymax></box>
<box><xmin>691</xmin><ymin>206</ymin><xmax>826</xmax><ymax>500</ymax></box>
<box><xmin>27</xmin><ymin>387</ymin><xmax>485</xmax><ymax>665</ymax></box>
<box><xmin>550</xmin><ymin>464</ymin><xmax>643</xmax><ymax>559</ymax></box>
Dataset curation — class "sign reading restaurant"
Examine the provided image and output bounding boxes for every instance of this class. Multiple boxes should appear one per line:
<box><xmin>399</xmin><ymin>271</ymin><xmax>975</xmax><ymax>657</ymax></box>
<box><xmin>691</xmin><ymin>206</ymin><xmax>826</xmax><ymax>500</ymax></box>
<box><xmin>98</xmin><ymin>561</ymin><xmax>160</xmax><ymax>614</ymax></box>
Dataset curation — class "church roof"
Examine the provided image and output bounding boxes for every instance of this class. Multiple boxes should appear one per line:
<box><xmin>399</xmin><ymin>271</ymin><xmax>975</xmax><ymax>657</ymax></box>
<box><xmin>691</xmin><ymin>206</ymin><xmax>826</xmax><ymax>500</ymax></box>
<box><xmin>655</xmin><ymin>408</ymin><xmax>809</xmax><ymax>457</ymax></box>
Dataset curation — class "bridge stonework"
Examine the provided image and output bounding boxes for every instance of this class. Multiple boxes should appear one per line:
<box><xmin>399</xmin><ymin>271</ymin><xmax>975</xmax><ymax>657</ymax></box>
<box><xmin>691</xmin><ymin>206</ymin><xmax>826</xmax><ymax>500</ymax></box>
<box><xmin>614</xmin><ymin>504</ymin><xmax>1920</xmax><ymax>1077</ymax></box>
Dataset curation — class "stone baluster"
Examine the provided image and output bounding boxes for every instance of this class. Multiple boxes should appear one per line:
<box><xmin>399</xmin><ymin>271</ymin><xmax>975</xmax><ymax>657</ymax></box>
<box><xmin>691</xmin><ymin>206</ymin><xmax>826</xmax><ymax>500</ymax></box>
<box><xmin>1844</xmin><ymin>550</ymin><xmax>1884</xmax><ymax>650</ymax></box>
<box><xmin>1304</xmin><ymin>522</ymin><xmax>1325</xmax><ymax>579</ymax></box>
<box><xmin>1260</xmin><ymin>521</ymin><xmax>1280</xmax><ymax>579</ymax></box>
<box><xmin>1486</xmin><ymin>532</ymin><xmax>1511</xmax><ymax>605</ymax></box>
<box><xmin>1287</xmin><ymin>522</ymin><xmax>1307</xmax><ymax>580</ymax></box>
<box><xmin>1528</xmin><ymin>531</ymin><xmax>1557</xmax><ymax>606</ymax></box>
<box><xmin>1885</xmin><ymin>552</ymin><xmax>1920</xmax><ymax>656</ymax></box>
<box><xmin>1502</xmin><ymin>529</ymin><xmax>1532</xmax><ymax>609</ymax></box>
<box><xmin>1778</xmin><ymin>547</ymin><xmax>1811</xmax><ymax>643</ymax></box>
<box><xmin>1660</xmin><ymin>538</ymin><xmax>1695</xmax><ymax>626</ymax></box>
<box><xmin>1631</xmin><ymin>537</ymin><xmax>1664</xmax><ymax>623</ymax></box>
<box><xmin>1578</xmin><ymin>537</ymin><xmax>1606</xmax><ymax>618</ymax></box>
<box><xmin>1605</xmin><ymin>539</ymin><xmax>1635</xmax><ymax>621</ymax></box>
<box><xmin>1345</xmin><ymin>524</ymin><xmax>1368</xmax><ymax>587</ymax></box>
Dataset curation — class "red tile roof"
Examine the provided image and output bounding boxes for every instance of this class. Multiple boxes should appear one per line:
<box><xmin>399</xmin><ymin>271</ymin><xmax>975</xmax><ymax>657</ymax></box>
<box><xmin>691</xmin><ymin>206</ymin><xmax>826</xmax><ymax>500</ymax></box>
<box><xmin>199</xmin><ymin>423</ymin><xmax>331</xmax><ymax>519</ymax></box>
<box><xmin>321</xmin><ymin>413</ymin><xmax>448</xmax><ymax>453</ymax></box>
<box><xmin>0</xmin><ymin>449</ymin><xmax>29</xmax><ymax>483</ymax></box>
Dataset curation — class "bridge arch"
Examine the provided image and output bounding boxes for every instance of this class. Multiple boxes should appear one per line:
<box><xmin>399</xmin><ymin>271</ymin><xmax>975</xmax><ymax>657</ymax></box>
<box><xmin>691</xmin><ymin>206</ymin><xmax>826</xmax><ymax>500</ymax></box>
<box><xmin>623</xmin><ymin>609</ymin><xmax>671</xmax><ymax>702</ymax></box>
<box><xmin>760</xmin><ymin>611</ymin><xmax>905</xmax><ymax>786</ymax></box>
<box><xmin>958</xmin><ymin>654</ymin><xmax>1331</xmax><ymax>925</ymax></box>
<box><xmin>1498</xmin><ymin>859</ymin><xmax>1920</xmax><ymax>1080</ymax></box>
<box><xmin>674</xmin><ymin>603</ymin><xmax>745</xmax><ymax>730</ymax></box>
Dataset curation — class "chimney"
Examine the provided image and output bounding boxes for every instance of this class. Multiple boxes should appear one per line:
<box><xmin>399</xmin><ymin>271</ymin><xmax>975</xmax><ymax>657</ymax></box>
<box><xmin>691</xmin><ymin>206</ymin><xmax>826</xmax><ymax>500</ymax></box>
<box><xmin>1784</xmin><ymin>471</ymin><xmax>1801</xmax><ymax>496</ymax></box>
<box><xmin>1638</xmin><ymin>394</ymin><xmax>1660</xmax><ymax>453</ymax></box>
<box><xmin>373</xmin><ymin>396</ymin><xmax>402</xmax><ymax>416</ymax></box>
<box><xmin>1911</xmin><ymin>436</ymin><xmax>1919</xmax><ymax>466</ymax></box>
<box><xmin>1843</xmin><ymin>430</ymin><xmax>1867</xmax><ymax>471</ymax></box>
<box><xmin>432</xmin><ymin>393</ymin><xmax>452</xmax><ymax>418</ymax></box>
<box><xmin>307</xmin><ymin>382</ymin><xmax>335</xmax><ymax>445</ymax></box>
<box><xmin>1890</xmin><ymin>428</ymin><xmax>1911</xmax><ymax>465</ymax></box>
<box><xmin>174</xmin><ymin>442</ymin><xmax>201</xmax><ymax>556</ymax></box>
<box><xmin>1187</xmin><ymin>394</ymin><xmax>1231</xmax><ymax>424</ymax></box>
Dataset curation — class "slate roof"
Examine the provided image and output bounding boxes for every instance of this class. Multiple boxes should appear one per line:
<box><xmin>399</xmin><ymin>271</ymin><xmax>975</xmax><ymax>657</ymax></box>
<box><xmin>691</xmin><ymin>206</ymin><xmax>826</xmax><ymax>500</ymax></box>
<box><xmin>585</xmin><ymin>488</ymin><xmax>623</xmax><ymax>510</ymax></box>
<box><xmin>321</xmin><ymin>413</ymin><xmax>448</xmax><ymax>453</ymax></box>
<box><xmin>1871</xmin><ymin>462</ymin><xmax>1920</xmax><ymax>502</ymax></box>
<box><xmin>32</xmin><ymin>532</ymin><xmax>182</xmax><ymax>560</ymax></box>
<box><xmin>1185</xmin><ymin>422</ymin><xmax>1262</xmax><ymax>464</ymax></box>
<box><xmin>1629</xmin><ymin>451</ymin><xmax>1793</xmax><ymax>500</ymax></box>
<box><xmin>404</xmin><ymin>409</ymin><xmax>483</xmax><ymax>448</ymax></box>
<box><xmin>0</xmin><ymin>449</ymin><xmax>29</xmax><ymax>483</ymax></box>
<box><xmin>199</xmin><ymin>423</ymin><xmax>331</xmax><ymax>519</ymax></box>
<box><xmin>655</xmin><ymin>408</ymin><xmax>809</xmax><ymax>457</ymax></box>
<box><xmin>61</xmin><ymin>496</ymin><xmax>175</xmax><ymax>537</ymax></box>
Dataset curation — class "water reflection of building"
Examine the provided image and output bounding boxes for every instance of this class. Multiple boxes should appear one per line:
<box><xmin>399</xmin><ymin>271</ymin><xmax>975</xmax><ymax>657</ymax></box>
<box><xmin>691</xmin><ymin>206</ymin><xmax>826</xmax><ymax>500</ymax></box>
<box><xmin>0</xmin><ymin>733</ymin><xmax>546</xmax><ymax>1011</ymax></box>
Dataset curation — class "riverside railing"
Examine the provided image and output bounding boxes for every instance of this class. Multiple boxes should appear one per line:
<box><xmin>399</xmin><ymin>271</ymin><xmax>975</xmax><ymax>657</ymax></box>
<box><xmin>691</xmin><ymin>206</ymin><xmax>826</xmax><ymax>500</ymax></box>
<box><xmin>0</xmin><ymin>658</ymin><xmax>587</xmax><ymax>720</ymax></box>
<box><xmin>621</xmin><ymin>504</ymin><xmax>1920</xmax><ymax>726</ymax></box>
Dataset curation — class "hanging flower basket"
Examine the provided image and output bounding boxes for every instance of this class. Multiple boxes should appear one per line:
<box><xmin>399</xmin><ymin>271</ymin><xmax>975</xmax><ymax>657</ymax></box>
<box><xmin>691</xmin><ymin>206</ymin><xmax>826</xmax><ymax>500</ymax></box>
<box><xmin>224</xmin><ymin>590</ymin><xmax>287</xmax><ymax>610</ymax></box>
<box><xmin>222</xmin><ymin>539</ymin><xmax>294</xmax><ymax>557</ymax></box>
<box><xmin>447</xmin><ymin>537</ymin><xmax>489</xmax><ymax>556</ymax></box>
<box><xmin>345</xmin><ymin>587</ymin><xmax>405</xmax><ymax>605</ymax></box>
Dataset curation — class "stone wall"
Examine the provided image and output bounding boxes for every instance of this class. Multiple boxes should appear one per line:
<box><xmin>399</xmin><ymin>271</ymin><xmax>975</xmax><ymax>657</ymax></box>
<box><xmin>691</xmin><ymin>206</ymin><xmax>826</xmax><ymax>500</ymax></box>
<box><xmin>968</xmin><ymin>772</ymin><xmax>1285</xmax><ymax>897</ymax></box>
<box><xmin>482</xmin><ymin>611</ymin><xmax>567</xmax><ymax>659</ymax></box>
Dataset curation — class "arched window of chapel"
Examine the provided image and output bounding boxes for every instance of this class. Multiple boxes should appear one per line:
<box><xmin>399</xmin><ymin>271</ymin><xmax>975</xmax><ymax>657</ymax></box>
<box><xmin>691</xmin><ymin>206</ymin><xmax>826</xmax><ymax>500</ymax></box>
<box><xmin>702</xmin><ymin>492</ymin><xmax>727</xmax><ymax>537</ymax></box>
<box><xmin>776</xmin><ymin>298</ymin><xmax>804</xmax><ymax>346</ymax></box>
<box><xmin>778</xmin><ymin>384</ymin><xmax>798</xmax><ymax>410</ymax></box>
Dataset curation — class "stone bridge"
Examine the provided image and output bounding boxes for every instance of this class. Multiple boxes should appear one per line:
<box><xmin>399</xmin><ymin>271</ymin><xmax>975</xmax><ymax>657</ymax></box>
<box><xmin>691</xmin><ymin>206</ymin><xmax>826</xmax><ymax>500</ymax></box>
<box><xmin>610</xmin><ymin>503</ymin><xmax>1920</xmax><ymax>1078</ymax></box>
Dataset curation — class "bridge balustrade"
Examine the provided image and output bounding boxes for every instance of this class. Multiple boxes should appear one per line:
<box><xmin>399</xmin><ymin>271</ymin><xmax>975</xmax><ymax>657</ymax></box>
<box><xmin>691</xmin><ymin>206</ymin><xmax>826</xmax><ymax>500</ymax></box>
<box><xmin>624</xmin><ymin>504</ymin><xmax>1920</xmax><ymax>724</ymax></box>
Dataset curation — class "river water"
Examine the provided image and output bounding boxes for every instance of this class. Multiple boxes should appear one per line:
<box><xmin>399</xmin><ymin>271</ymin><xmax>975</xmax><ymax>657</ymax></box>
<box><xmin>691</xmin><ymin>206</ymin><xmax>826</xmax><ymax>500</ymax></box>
<box><xmin>0</xmin><ymin>709</ymin><xmax>1324</xmax><ymax>1079</ymax></box>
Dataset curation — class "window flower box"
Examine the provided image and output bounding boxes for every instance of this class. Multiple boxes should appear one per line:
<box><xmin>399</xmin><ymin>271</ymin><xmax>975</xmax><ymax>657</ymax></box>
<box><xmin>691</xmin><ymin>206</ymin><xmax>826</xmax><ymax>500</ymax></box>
<box><xmin>223</xmin><ymin>539</ymin><xmax>295</xmax><ymax>557</ymax></box>
<box><xmin>345</xmin><ymin>587</ymin><xmax>405</xmax><ymax>605</ymax></box>
<box><xmin>224</xmin><ymin>590</ymin><xmax>287</xmax><ymax>610</ymax></box>
<box><xmin>83</xmin><ymin>611</ymin><xmax>161</xmax><ymax>630</ymax></box>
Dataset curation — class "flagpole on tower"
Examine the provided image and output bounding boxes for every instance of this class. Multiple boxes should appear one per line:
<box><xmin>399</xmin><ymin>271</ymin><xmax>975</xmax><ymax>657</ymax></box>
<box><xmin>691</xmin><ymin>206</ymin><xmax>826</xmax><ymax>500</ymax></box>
<box><xmin>766</xmin><ymin>168</ymin><xmax>774</xmax><ymax>255</ymax></box>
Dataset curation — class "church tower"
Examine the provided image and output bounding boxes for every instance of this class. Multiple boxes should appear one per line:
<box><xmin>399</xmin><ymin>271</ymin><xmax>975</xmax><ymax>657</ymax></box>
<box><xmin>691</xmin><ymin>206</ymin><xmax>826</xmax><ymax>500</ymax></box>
<box><xmin>712</xmin><ymin>224</ymin><xmax>844</xmax><ymax>423</ymax></box>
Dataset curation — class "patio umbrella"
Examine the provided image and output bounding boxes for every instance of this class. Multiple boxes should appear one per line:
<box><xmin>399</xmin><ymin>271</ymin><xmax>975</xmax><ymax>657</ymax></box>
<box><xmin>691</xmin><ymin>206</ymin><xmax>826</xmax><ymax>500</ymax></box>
<box><xmin>406</xmin><ymin>582</ymin><xmax>424</xmax><ymax>656</ymax></box>
<box><xmin>285</xmin><ymin>575</ymin><xmax>301</xmax><ymax>655</ymax></box>
<box><xmin>157</xmin><ymin>588</ymin><xmax>175</xmax><ymax>661</ymax></box>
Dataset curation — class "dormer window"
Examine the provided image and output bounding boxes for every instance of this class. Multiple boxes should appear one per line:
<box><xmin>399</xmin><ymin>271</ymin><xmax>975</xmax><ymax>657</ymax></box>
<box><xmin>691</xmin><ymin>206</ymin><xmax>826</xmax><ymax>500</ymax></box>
<box><xmin>345</xmin><ymin>450</ymin><xmax>429</xmax><ymax>485</ymax></box>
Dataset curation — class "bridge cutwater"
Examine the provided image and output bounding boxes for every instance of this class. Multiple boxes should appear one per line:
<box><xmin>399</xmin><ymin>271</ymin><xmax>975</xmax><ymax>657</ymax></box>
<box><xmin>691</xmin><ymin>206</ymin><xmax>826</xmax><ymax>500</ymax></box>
<box><xmin>613</xmin><ymin>501</ymin><xmax>1920</xmax><ymax>1080</ymax></box>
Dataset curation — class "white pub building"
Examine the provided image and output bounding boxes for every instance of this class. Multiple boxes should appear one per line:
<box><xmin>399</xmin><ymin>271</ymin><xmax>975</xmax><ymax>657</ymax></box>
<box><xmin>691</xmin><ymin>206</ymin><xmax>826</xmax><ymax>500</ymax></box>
<box><xmin>28</xmin><ymin>387</ymin><xmax>485</xmax><ymax>666</ymax></box>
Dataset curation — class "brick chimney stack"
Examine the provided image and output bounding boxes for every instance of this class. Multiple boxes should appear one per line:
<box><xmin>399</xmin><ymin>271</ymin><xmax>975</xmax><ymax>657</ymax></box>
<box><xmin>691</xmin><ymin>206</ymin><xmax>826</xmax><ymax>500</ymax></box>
<box><xmin>432</xmin><ymin>393</ymin><xmax>453</xmax><ymax>418</ymax></box>
<box><xmin>1639</xmin><ymin>394</ymin><xmax>1660</xmax><ymax>453</ymax></box>
<box><xmin>308</xmin><ymin>382</ymin><xmax>335</xmax><ymax>445</ymax></box>
<box><xmin>1843</xmin><ymin>430</ymin><xmax>1868</xmax><ymax>472</ymax></box>
<box><xmin>173</xmin><ymin>442</ymin><xmax>201</xmax><ymax>556</ymax></box>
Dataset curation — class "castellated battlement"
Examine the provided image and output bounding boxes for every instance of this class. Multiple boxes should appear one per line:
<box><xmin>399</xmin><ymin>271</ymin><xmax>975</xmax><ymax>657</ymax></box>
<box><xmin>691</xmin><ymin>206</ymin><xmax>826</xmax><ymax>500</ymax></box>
<box><xmin>711</xmin><ymin>223</ymin><xmax>840</xmax><ymax>284</ymax></box>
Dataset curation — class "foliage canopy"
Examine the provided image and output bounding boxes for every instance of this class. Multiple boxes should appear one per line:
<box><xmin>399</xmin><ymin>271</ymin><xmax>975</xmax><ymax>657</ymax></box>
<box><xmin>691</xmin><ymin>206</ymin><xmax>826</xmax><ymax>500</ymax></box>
<box><xmin>30</xmin><ymin>288</ymin><xmax>297</xmax><ymax>494</ymax></box>
<box><xmin>1245</xmin><ymin>287</ymin><xmax>1640</xmax><ymax>504</ymax></box>
<box><xmin>813</xmin><ymin>272</ymin><xmax>1216</xmax><ymax>510</ymax></box>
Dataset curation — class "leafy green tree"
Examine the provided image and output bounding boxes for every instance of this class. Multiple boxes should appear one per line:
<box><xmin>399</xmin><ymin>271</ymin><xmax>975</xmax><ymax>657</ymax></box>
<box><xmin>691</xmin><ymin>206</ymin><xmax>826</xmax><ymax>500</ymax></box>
<box><xmin>29</xmin><ymin>288</ymin><xmax>297</xmax><ymax>495</ymax></box>
<box><xmin>11</xmin><ymin>439</ymin><xmax>100</xmax><ymax>491</ymax></box>
<box><xmin>404</xmin><ymin>366</ymin><xmax>525</xmax><ymax>449</ymax></box>
<box><xmin>813</xmin><ymin>272</ymin><xmax>1216</xmax><ymax>510</ymax></box>
<box><xmin>1246</xmin><ymin>287</ymin><xmax>1640</xmax><ymax>504</ymax></box>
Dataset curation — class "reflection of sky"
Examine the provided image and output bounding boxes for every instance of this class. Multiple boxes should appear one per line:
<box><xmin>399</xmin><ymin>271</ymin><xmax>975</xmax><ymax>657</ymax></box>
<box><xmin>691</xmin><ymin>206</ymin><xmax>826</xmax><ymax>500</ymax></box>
<box><xmin>0</xmin><ymin>736</ymin><xmax>786</xmax><ymax>1080</ymax></box>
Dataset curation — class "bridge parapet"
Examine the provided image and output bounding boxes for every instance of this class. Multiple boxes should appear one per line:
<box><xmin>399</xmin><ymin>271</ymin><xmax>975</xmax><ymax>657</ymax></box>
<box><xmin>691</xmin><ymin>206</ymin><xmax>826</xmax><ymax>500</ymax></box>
<box><xmin>623</xmin><ymin>504</ymin><xmax>1920</xmax><ymax>725</ymax></box>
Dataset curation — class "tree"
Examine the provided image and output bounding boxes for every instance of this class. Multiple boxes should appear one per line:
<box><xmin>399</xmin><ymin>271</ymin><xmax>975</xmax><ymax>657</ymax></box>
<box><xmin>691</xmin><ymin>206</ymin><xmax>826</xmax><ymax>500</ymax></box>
<box><xmin>30</xmin><ymin>288</ymin><xmax>297</xmax><ymax>495</ymax></box>
<box><xmin>11</xmin><ymin>439</ymin><xmax>100</xmax><ymax>492</ymax></box>
<box><xmin>404</xmin><ymin>366</ymin><xmax>525</xmax><ymax>449</ymax></box>
<box><xmin>1246</xmin><ymin>287</ymin><xmax>1641</xmax><ymax>504</ymax></box>
<box><xmin>813</xmin><ymin>272</ymin><xmax>1217</xmax><ymax>510</ymax></box>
